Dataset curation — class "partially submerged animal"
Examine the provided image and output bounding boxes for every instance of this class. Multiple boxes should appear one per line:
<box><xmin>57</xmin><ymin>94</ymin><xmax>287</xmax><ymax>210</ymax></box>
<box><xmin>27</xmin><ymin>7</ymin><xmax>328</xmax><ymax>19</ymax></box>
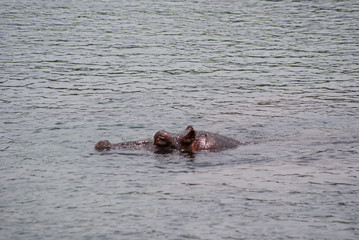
<box><xmin>177</xmin><ymin>126</ymin><xmax>241</xmax><ymax>153</ymax></box>
<box><xmin>95</xmin><ymin>126</ymin><xmax>242</xmax><ymax>153</ymax></box>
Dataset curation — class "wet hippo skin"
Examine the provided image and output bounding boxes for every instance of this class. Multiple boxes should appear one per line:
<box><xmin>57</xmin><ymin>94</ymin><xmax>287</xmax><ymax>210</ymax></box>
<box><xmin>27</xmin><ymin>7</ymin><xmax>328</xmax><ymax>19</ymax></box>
<box><xmin>95</xmin><ymin>139</ymin><xmax>153</xmax><ymax>151</ymax></box>
<box><xmin>177</xmin><ymin>126</ymin><xmax>241</xmax><ymax>153</ymax></box>
<box><xmin>95</xmin><ymin>130</ymin><xmax>178</xmax><ymax>153</ymax></box>
<box><xmin>95</xmin><ymin>126</ymin><xmax>242</xmax><ymax>153</ymax></box>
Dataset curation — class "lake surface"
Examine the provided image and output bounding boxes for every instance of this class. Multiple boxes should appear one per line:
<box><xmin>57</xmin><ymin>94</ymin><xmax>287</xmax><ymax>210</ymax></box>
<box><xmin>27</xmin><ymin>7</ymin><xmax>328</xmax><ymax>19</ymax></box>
<box><xmin>1</xmin><ymin>0</ymin><xmax>359</xmax><ymax>239</ymax></box>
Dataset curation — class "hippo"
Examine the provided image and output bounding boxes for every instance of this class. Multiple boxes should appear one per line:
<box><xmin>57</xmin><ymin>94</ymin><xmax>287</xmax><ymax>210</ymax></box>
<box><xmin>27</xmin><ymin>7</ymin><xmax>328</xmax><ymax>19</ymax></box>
<box><xmin>95</xmin><ymin>126</ymin><xmax>242</xmax><ymax>154</ymax></box>
<box><xmin>176</xmin><ymin>126</ymin><xmax>241</xmax><ymax>153</ymax></box>
<box><xmin>95</xmin><ymin>129</ymin><xmax>178</xmax><ymax>153</ymax></box>
<box><xmin>153</xmin><ymin>126</ymin><xmax>243</xmax><ymax>153</ymax></box>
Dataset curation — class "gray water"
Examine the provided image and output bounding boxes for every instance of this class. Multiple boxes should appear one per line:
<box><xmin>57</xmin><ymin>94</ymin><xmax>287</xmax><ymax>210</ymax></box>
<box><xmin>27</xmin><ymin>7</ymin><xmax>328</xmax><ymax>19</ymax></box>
<box><xmin>1</xmin><ymin>0</ymin><xmax>359</xmax><ymax>239</ymax></box>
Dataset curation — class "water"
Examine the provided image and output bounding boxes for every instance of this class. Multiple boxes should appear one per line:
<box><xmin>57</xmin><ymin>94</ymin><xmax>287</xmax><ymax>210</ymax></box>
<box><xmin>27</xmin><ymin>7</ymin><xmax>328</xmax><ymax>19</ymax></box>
<box><xmin>1</xmin><ymin>0</ymin><xmax>358</xmax><ymax>239</ymax></box>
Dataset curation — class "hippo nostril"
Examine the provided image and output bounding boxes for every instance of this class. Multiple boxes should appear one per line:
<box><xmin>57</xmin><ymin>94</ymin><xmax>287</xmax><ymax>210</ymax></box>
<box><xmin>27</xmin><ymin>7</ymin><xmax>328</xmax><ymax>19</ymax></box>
<box><xmin>95</xmin><ymin>140</ymin><xmax>111</xmax><ymax>151</ymax></box>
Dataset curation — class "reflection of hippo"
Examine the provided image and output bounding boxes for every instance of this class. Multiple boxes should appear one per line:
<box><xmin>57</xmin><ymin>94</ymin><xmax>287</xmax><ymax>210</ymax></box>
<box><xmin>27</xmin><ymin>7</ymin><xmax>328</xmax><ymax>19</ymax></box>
<box><xmin>177</xmin><ymin>126</ymin><xmax>241</xmax><ymax>153</ymax></box>
<box><xmin>95</xmin><ymin>126</ymin><xmax>242</xmax><ymax>153</ymax></box>
<box><xmin>95</xmin><ymin>130</ymin><xmax>178</xmax><ymax>153</ymax></box>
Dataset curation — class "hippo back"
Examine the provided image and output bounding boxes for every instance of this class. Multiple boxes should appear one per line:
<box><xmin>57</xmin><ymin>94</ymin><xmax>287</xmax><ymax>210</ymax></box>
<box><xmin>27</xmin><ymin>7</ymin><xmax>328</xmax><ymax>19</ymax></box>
<box><xmin>194</xmin><ymin>131</ymin><xmax>240</xmax><ymax>151</ymax></box>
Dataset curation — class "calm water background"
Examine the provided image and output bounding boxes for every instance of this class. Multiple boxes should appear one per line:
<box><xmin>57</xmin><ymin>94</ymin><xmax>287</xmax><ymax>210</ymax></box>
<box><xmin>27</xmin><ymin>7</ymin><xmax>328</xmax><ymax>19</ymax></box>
<box><xmin>1</xmin><ymin>0</ymin><xmax>359</xmax><ymax>239</ymax></box>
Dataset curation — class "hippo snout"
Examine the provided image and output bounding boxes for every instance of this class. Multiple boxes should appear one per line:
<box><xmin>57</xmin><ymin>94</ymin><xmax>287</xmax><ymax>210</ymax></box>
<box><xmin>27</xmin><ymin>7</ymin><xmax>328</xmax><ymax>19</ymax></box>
<box><xmin>95</xmin><ymin>140</ymin><xmax>112</xmax><ymax>151</ymax></box>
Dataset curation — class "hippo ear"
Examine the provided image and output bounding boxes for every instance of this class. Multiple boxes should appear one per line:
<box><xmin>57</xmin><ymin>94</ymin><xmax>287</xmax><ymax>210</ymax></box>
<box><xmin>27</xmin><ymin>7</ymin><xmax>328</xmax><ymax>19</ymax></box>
<box><xmin>186</xmin><ymin>125</ymin><xmax>194</xmax><ymax>131</ymax></box>
<box><xmin>187</xmin><ymin>126</ymin><xmax>196</xmax><ymax>139</ymax></box>
<box><xmin>182</xmin><ymin>126</ymin><xmax>196</xmax><ymax>143</ymax></box>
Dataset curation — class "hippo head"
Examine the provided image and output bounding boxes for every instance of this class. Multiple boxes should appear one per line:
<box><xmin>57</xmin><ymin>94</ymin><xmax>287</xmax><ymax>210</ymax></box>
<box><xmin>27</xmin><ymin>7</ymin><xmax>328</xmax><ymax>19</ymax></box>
<box><xmin>178</xmin><ymin>126</ymin><xmax>197</xmax><ymax>153</ymax></box>
<box><xmin>95</xmin><ymin>140</ymin><xmax>112</xmax><ymax>151</ymax></box>
<box><xmin>154</xmin><ymin>130</ymin><xmax>177</xmax><ymax>150</ymax></box>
